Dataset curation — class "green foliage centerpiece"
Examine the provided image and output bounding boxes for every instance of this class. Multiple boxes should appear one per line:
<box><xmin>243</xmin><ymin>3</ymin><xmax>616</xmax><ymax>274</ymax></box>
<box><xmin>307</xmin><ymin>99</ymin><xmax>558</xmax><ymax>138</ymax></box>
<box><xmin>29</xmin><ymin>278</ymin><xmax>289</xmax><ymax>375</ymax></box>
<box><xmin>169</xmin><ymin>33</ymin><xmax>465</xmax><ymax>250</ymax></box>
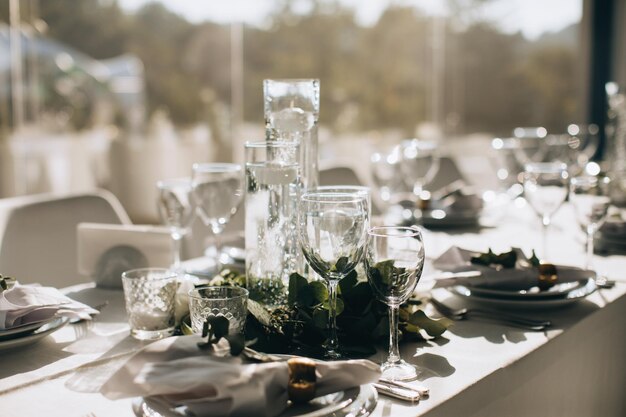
<box><xmin>191</xmin><ymin>268</ymin><xmax>451</xmax><ymax>359</ymax></box>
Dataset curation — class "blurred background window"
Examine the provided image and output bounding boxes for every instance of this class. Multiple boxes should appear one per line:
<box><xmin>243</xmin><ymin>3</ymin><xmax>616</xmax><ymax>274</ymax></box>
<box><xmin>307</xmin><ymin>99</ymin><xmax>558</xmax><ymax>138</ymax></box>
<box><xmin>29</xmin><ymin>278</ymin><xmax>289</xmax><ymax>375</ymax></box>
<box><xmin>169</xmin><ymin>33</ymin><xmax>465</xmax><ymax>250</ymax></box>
<box><xmin>0</xmin><ymin>0</ymin><xmax>623</xmax><ymax>212</ymax></box>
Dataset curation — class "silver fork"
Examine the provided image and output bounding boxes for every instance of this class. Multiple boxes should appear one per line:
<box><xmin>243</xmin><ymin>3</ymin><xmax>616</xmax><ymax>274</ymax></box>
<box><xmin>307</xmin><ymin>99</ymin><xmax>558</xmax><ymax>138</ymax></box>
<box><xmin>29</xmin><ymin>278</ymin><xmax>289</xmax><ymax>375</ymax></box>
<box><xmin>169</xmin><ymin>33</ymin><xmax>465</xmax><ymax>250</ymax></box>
<box><xmin>430</xmin><ymin>297</ymin><xmax>551</xmax><ymax>331</ymax></box>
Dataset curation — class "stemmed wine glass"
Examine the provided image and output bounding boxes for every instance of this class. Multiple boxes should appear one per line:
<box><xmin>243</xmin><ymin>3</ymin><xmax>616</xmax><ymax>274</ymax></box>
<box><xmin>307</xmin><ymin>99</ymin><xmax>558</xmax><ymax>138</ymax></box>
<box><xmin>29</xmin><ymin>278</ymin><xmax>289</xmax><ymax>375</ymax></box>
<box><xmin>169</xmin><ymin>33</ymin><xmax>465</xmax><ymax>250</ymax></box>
<box><xmin>191</xmin><ymin>163</ymin><xmax>243</xmax><ymax>270</ymax></box>
<box><xmin>523</xmin><ymin>162</ymin><xmax>569</xmax><ymax>261</ymax></box>
<box><xmin>399</xmin><ymin>139</ymin><xmax>440</xmax><ymax>200</ymax></box>
<box><xmin>569</xmin><ymin>175</ymin><xmax>611</xmax><ymax>271</ymax></box>
<box><xmin>156</xmin><ymin>178</ymin><xmax>194</xmax><ymax>273</ymax></box>
<box><xmin>365</xmin><ymin>226</ymin><xmax>425</xmax><ymax>381</ymax></box>
<box><xmin>298</xmin><ymin>191</ymin><xmax>369</xmax><ymax>359</ymax></box>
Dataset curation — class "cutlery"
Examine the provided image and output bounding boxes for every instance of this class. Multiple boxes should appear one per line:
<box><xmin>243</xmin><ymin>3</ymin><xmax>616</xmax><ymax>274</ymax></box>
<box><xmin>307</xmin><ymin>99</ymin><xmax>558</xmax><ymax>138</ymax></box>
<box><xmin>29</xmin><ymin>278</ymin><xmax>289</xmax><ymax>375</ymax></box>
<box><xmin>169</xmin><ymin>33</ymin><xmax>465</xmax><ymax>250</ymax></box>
<box><xmin>430</xmin><ymin>297</ymin><xmax>551</xmax><ymax>331</ymax></box>
<box><xmin>379</xmin><ymin>378</ymin><xmax>429</xmax><ymax>396</ymax></box>
<box><xmin>373</xmin><ymin>382</ymin><xmax>421</xmax><ymax>401</ymax></box>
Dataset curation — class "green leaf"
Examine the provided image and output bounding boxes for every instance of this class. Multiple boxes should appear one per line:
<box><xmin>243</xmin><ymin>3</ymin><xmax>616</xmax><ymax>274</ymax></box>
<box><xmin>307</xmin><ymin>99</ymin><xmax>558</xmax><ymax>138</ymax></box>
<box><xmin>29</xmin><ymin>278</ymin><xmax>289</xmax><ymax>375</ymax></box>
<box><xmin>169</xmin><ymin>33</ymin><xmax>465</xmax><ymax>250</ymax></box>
<box><xmin>321</xmin><ymin>297</ymin><xmax>344</xmax><ymax>316</ymax></box>
<box><xmin>297</xmin><ymin>285</ymin><xmax>316</xmax><ymax>307</ymax></box>
<box><xmin>407</xmin><ymin>310</ymin><xmax>452</xmax><ymax>337</ymax></box>
<box><xmin>338</xmin><ymin>271</ymin><xmax>358</xmax><ymax>296</ymax></box>
<box><xmin>332</xmin><ymin>256</ymin><xmax>350</xmax><ymax>273</ymax></box>
<box><xmin>312</xmin><ymin>308</ymin><xmax>328</xmax><ymax>329</ymax></box>
<box><xmin>309</xmin><ymin>281</ymin><xmax>329</xmax><ymax>303</ymax></box>
<box><xmin>375</xmin><ymin>259</ymin><xmax>395</xmax><ymax>284</ymax></box>
<box><xmin>288</xmin><ymin>273</ymin><xmax>308</xmax><ymax>306</ymax></box>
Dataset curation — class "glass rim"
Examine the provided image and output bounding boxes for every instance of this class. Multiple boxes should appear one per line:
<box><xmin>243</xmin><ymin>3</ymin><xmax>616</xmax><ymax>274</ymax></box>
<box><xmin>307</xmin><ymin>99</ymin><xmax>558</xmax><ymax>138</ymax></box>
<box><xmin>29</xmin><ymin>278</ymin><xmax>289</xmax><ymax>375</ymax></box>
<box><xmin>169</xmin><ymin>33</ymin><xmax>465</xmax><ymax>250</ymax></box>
<box><xmin>121</xmin><ymin>268</ymin><xmax>177</xmax><ymax>281</ymax></box>
<box><xmin>570</xmin><ymin>175</ymin><xmax>610</xmax><ymax>186</ymax></box>
<box><xmin>367</xmin><ymin>225</ymin><xmax>422</xmax><ymax>238</ymax></box>
<box><xmin>188</xmin><ymin>285</ymin><xmax>249</xmax><ymax>301</ymax></box>
<box><xmin>300</xmin><ymin>191</ymin><xmax>367</xmax><ymax>203</ymax></box>
<box><xmin>244</xmin><ymin>140</ymin><xmax>299</xmax><ymax>149</ymax></box>
<box><xmin>192</xmin><ymin>162</ymin><xmax>242</xmax><ymax>173</ymax></box>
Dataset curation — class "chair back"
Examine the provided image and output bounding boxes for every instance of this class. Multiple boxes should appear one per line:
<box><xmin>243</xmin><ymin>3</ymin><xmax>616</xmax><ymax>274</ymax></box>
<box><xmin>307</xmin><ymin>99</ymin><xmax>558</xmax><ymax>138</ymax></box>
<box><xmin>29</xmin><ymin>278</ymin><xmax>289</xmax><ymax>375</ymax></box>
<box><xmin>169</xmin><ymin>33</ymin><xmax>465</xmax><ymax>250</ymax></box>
<box><xmin>0</xmin><ymin>190</ymin><xmax>130</xmax><ymax>287</ymax></box>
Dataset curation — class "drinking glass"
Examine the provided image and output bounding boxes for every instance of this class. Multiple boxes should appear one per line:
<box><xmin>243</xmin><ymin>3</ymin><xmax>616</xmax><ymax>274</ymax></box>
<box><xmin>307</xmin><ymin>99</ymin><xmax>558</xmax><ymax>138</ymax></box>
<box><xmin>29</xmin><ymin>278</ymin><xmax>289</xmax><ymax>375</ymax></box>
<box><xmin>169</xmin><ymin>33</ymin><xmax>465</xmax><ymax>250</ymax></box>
<box><xmin>298</xmin><ymin>191</ymin><xmax>369</xmax><ymax>359</ymax></box>
<box><xmin>365</xmin><ymin>226</ymin><xmax>425</xmax><ymax>381</ymax></box>
<box><xmin>371</xmin><ymin>148</ymin><xmax>409</xmax><ymax>209</ymax></box>
<box><xmin>523</xmin><ymin>162</ymin><xmax>569</xmax><ymax>261</ymax></box>
<box><xmin>570</xmin><ymin>175</ymin><xmax>611</xmax><ymax>270</ymax></box>
<box><xmin>191</xmin><ymin>163</ymin><xmax>243</xmax><ymax>270</ymax></box>
<box><xmin>121</xmin><ymin>268</ymin><xmax>178</xmax><ymax>340</ymax></box>
<box><xmin>188</xmin><ymin>286</ymin><xmax>249</xmax><ymax>335</ymax></box>
<box><xmin>399</xmin><ymin>139</ymin><xmax>440</xmax><ymax>200</ymax></box>
<box><xmin>245</xmin><ymin>141</ymin><xmax>301</xmax><ymax>306</ymax></box>
<box><xmin>512</xmin><ymin>126</ymin><xmax>548</xmax><ymax>165</ymax></box>
<box><xmin>264</xmin><ymin>78</ymin><xmax>320</xmax><ymax>190</ymax></box>
<box><xmin>156</xmin><ymin>178</ymin><xmax>194</xmax><ymax>273</ymax></box>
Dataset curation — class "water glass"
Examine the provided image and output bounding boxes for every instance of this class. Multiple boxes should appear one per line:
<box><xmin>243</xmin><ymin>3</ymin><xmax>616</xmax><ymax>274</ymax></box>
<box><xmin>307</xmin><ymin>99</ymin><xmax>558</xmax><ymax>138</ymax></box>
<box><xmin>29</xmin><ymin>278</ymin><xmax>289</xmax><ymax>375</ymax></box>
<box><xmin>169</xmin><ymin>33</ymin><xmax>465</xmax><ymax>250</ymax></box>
<box><xmin>371</xmin><ymin>149</ymin><xmax>409</xmax><ymax>209</ymax></box>
<box><xmin>245</xmin><ymin>140</ymin><xmax>301</xmax><ymax>306</ymax></box>
<box><xmin>366</xmin><ymin>226</ymin><xmax>425</xmax><ymax>381</ymax></box>
<box><xmin>512</xmin><ymin>126</ymin><xmax>548</xmax><ymax>165</ymax></box>
<box><xmin>570</xmin><ymin>175</ymin><xmax>611</xmax><ymax>269</ymax></box>
<box><xmin>121</xmin><ymin>268</ymin><xmax>178</xmax><ymax>340</ymax></box>
<box><xmin>264</xmin><ymin>78</ymin><xmax>320</xmax><ymax>190</ymax></box>
<box><xmin>523</xmin><ymin>162</ymin><xmax>569</xmax><ymax>261</ymax></box>
<box><xmin>398</xmin><ymin>139</ymin><xmax>440</xmax><ymax>199</ymax></box>
<box><xmin>298</xmin><ymin>191</ymin><xmax>369</xmax><ymax>359</ymax></box>
<box><xmin>191</xmin><ymin>163</ymin><xmax>243</xmax><ymax>270</ymax></box>
<box><xmin>156</xmin><ymin>178</ymin><xmax>194</xmax><ymax>273</ymax></box>
<box><xmin>188</xmin><ymin>286</ymin><xmax>249</xmax><ymax>335</ymax></box>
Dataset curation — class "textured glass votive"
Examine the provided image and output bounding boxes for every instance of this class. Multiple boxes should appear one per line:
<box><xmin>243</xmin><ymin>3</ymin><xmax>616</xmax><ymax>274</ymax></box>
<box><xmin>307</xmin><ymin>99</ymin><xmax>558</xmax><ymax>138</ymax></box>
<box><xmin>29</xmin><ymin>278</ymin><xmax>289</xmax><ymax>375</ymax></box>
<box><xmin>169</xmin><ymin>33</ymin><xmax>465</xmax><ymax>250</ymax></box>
<box><xmin>121</xmin><ymin>268</ymin><xmax>178</xmax><ymax>340</ymax></box>
<box><xmin>188</xmin><ymin>286</ymin><xmax>248</xmax><ymax>335</ymax></box>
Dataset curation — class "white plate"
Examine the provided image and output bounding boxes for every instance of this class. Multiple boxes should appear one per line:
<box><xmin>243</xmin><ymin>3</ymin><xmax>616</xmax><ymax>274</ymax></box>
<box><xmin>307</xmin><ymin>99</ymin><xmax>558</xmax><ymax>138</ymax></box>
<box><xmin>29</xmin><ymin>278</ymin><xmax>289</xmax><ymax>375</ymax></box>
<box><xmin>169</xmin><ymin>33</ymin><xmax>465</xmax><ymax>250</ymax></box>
<box><xmin>451</xmin><ymin>278</ymin><xmax>597</xmax><ymax>309</ymax></box>
<box><xmin>0</xmin><ymin>317</ymin><xmax>69</xmax><ymax>351</ymax></box>
<box><xmin>132</xmin><ymin>384</ymin><xmax>378</xmax><ymax>417</ymax></box>
<box><xmin>0</xmin><ymin>316</ymin><xmax>57</xmax><ymax>340</ymax></box>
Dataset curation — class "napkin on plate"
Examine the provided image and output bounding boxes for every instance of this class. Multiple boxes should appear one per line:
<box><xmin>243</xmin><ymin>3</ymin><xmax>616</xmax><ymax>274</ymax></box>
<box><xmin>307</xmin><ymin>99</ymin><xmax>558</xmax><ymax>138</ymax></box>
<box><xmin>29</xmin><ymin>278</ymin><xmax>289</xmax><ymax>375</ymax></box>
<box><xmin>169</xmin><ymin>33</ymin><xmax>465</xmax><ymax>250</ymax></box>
<box><xmin>432</xmin><ymin>246</ymin><xmax>592</xmax><ymax>291</ymax></box>
<box><xmin>0</xmin><ymin>283</ymin><xmax>99</xmax><ymax>329</ymax></box>
<box><xmin>101</xmin><ymin>336</ymin><xmax>381</xmax><ymax>417</ymax></box>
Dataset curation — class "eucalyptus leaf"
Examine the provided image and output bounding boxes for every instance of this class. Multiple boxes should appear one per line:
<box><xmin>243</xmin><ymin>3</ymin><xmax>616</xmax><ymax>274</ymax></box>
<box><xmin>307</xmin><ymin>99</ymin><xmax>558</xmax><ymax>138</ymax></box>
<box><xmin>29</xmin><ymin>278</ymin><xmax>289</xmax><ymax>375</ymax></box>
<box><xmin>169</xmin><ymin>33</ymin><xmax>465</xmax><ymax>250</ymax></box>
<box><xmin>247</xmin><ymin>299</ymin><xmax>273</xmax><ymax>327</ymax></box>
<box><xmin>321</xmin><ymin>297</ymin><xmax>344</xmax><ymax>315</ymax></box>
<box><xmin>309</xmin><ymin>281</ymin><xmax>329</xmax><ymax>303</ymax></box>
<box><xmin>288</xmin><ymin>273</ymin><xmax>308</xmax><ymax>306</ymax></box>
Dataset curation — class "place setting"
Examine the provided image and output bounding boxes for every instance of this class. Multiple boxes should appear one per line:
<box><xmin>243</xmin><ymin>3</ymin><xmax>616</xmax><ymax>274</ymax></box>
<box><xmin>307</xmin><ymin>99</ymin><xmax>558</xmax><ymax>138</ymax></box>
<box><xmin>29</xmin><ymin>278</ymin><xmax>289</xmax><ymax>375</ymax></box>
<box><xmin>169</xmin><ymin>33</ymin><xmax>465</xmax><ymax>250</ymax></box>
<box><xmin>0</xmin><ymin>275</ymin><xmax>99</xmax><ymax>351</ymax></box>
<box><xmin>371</xmin><ymin>142</ymin><xmax>484</xmax><ymax>231</ymax></box>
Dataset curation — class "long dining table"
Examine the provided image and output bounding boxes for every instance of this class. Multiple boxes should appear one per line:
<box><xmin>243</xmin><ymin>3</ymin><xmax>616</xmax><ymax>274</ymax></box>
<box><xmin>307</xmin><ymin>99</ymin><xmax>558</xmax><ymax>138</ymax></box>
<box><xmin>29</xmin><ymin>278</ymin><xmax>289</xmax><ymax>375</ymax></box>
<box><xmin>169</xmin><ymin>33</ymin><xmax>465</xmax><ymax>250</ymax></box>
<box><xmin>0</xmin><ymin>200</ymin><xmax>625</xmax><ymax>417</ymax></box>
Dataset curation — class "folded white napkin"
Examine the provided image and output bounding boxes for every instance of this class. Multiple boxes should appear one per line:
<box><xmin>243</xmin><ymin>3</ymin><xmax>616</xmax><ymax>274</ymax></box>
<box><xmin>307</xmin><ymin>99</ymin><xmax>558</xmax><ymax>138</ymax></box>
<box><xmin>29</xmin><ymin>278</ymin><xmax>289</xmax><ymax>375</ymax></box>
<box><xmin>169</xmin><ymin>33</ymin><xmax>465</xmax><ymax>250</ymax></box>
<box><xmin>101</xmin><ymin>336</ymin><xmax>381</xmax><ymax>417</ymax></box>
<box><xmin>0</xmin><ymin>283</ymin><xmax>99</xmax><ymax>329</ymax></box>
<box><xmin>433</xmin><ymin>246</ymin><xmax>592</xmax><ymax>291</ymax></box>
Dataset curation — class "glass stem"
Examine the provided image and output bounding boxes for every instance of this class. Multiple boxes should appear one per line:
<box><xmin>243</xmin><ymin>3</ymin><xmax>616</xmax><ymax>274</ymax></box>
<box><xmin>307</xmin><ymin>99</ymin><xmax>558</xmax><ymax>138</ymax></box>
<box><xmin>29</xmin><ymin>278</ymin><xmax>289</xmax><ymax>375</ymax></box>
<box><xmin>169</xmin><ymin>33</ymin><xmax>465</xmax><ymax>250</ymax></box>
<box><xmin>388</xmin><ymin>304</ymin><xmax>401</xmax><ymax>364</ymax></box>
<box><xmin>210</xmin><ymin>224</ymin><xmax>223</xmax><ymax>267</ymax></box>
<box><xmin>171</xmin><ymin>232</ymin><xmax>183</xmax><ymax>273</ymax></box>
<box><xmin>541</xmin><ymin>215</ymin><xmax>550</xmax><ymax>261</ymax></box>
<box><xmin>327</xmin><ymin>279</ymin><xmax>340</xmax><ymax>354</ymax></box>
<box><xmin>586</xmin><ymin>226</ymin><xmax>595</xmax><ymax>270</ymax></box>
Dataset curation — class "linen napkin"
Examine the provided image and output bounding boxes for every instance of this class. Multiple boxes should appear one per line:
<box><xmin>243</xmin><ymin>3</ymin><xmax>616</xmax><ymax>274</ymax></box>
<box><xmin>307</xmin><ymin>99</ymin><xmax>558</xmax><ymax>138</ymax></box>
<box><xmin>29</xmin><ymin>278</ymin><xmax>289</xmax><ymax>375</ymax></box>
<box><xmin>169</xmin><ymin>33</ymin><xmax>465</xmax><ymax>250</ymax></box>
<box><xmin>0</xmin><ymin>283</ymin><xmax>99</xmax><ymax>329</ymax></box>
<box><xmin>432</xmin><ymin>246</ymin><xmax>592</xmax><ymax>291</ymax></box>
<box><xmin>101</xmin><ymin>336</ymin><xmax>381</xmax><ymax>417</ymax></box>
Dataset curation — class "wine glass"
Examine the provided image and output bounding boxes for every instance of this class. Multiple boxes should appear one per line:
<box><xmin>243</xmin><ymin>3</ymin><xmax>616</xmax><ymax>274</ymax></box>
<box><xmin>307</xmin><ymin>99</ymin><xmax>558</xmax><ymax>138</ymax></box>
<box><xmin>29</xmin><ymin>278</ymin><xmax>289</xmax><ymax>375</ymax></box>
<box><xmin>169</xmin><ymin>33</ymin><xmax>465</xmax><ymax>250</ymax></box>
<box><xmin>569</xmin><ymin>175</ymin><xmax>611</xmax><ymax>271</ymax></box>
<box><xmin>298</xmin><ymin>191</ymin><xmax>369</xmax><ymax>359</ymax></box>
<box><xmin>191</xmin><ymin>163</ymin><xmax>243</xmax><ymax>270</ymax></box>
<box><xmin>371</xmin><ymin>148</ymin><xmax>411</xmax><ymax>210</ymax></box>
<box><xmin>365</xmin><ymin>226</ymin><xmax>425</xmax><ymax>381</ymax></box>
<box><xmin>523</xmin><ymin>162</ymin><xmax>569</xmax><ymax>261</ymax></box>
<box><xmin>399</xmin><ymin>139</ymin><xmax>440</xmax><ymax>200</ymax></box>
<box><xmin>156</xmin><ymin>178</ymin><xmax>194</xmax><ymax>273</ymax></box>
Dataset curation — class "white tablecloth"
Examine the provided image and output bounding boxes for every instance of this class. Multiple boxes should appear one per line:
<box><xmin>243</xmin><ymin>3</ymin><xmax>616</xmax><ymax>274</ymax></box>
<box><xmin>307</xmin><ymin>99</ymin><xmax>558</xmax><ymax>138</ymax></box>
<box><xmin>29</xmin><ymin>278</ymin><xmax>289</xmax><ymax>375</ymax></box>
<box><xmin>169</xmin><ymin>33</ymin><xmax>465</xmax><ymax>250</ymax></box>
<box><xmin>1</xmin><ymin>201</ymin><xmax>625</xmax><ymax>417</ymax></box>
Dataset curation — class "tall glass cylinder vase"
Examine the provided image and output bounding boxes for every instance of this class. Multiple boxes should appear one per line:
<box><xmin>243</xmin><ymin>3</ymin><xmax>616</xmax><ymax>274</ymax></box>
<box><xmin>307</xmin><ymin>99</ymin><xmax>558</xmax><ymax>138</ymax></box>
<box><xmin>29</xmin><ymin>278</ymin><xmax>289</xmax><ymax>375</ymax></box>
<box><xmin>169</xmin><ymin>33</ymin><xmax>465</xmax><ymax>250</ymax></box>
<box><xmin>264</xmin><ymin>79</ymin><xmax>320</xmax><ymax>191</ymax></box>
<box><xmin>245</xmin><ymin>141</ymin><xmax>301</xmax><ymax>306</ymax></box>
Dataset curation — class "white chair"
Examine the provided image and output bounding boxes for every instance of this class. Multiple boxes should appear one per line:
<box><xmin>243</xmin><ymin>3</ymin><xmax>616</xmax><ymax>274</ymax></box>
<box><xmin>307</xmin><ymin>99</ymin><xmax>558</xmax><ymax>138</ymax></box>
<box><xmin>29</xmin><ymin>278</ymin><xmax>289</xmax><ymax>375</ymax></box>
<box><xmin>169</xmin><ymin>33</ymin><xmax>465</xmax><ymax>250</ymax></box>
<box><xmin>0</xmin><ymin>190</ymin><xmax>131</xmax><ymax>288</ymax></box>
